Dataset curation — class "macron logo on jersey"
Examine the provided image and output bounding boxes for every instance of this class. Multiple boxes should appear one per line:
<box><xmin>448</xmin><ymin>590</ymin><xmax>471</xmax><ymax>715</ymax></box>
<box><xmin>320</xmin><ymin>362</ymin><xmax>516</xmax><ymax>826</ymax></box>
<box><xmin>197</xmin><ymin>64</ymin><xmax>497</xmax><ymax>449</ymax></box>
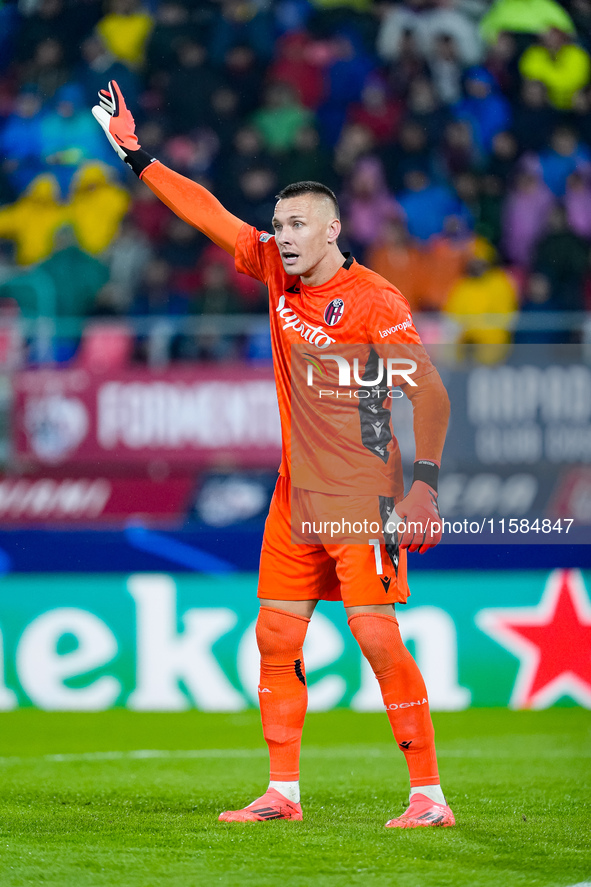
<box><xmin>276</xmin><ymin>295</ymin><xmax>336</xmax><ymax>349</ymax></box>
<box><xmin>379</xmin><ymin>315</ymin><xmax>414</xmax><ymax>338</ymax></box>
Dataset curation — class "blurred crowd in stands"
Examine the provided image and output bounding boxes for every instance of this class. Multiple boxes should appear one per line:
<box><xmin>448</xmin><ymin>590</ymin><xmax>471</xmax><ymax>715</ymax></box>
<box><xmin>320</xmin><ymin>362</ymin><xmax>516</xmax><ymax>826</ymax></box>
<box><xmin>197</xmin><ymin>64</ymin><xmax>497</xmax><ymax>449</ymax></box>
<box><xmin>0</xmin><ymin>0</ymin><xmax>591</xmax><ymax>365</ymax></box>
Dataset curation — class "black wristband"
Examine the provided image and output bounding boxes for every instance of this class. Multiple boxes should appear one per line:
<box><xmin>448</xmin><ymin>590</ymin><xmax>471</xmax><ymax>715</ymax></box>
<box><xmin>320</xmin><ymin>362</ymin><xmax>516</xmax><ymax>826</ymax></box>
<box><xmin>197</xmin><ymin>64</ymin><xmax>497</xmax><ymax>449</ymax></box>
<box><xmin>124</xmin><ymin>147</ymin><xmax>158</xmax><ymax>178</ymax></box>
<box><xmin>413</xmin><ymin>459</ymin><xmax>439</xmax><ymax>492</ymax></box>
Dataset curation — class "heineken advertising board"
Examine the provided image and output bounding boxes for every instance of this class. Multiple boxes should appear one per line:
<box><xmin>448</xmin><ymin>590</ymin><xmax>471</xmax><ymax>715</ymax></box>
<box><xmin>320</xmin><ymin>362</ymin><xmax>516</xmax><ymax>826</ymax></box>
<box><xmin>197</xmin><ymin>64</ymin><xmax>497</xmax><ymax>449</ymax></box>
<box><xmin>0</xmin><ymin>568</ymin><xmax>588</xmax><ymax>712</ymax></box>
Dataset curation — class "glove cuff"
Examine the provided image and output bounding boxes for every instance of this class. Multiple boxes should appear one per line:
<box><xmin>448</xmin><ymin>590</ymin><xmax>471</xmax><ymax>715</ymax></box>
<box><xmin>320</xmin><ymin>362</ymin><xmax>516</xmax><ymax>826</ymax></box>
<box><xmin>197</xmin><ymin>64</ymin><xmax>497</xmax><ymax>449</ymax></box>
<box><xmin>413</xmin><ymin>459</ymin><xmax>439</xmax><ymax>492</ymax></box>
<box><xmin>123</xmin><ymin>147</ymin><xmax>158</xmax><ymax>178</ymax></box>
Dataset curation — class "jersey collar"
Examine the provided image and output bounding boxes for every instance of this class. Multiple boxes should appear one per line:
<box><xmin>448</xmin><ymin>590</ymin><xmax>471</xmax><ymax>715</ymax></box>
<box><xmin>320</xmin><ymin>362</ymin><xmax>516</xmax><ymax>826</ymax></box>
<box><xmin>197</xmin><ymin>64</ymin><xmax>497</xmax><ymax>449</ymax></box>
<box><xmin>298</xmin><ymin>254</ymin><xmax>356</xmax><ymax>295</ymax></box>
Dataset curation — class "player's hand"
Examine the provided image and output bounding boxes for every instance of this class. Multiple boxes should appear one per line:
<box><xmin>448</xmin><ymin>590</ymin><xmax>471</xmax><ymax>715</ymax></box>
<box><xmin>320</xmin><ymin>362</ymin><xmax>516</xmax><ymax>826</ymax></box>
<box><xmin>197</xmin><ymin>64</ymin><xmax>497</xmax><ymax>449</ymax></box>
<box><xmin>92</xmin><ymin>80</ymin><xmax>140</xmax><ymax>162</ymax></box>
<box><xmin>392</xmin><ymin>480</ymin><xmax>442</xmax><ymax>554</ymax></box>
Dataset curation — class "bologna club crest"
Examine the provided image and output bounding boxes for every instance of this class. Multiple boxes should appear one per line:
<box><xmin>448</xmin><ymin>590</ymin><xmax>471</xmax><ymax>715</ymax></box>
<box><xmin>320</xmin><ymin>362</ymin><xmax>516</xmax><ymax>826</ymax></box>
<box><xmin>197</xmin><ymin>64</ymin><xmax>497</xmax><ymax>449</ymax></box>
<box><xmin>324</xmin><ymin>298</ymin><xmax>344</xmax><ymax>326</ymax></box>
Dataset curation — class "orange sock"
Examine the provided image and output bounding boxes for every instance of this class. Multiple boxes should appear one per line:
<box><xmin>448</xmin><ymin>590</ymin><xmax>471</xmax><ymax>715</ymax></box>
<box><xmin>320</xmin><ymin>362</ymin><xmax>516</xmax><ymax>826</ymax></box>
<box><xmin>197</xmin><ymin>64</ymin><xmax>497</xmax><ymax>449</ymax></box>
<box><xmin>256</xmin><ymin>606</ymin><xmax>310</xmax><ymax>782</ymax></box>
<box><xmin>348</xmin><ymin>612</ymin><xmax>439</xmax><ymax>787</ymax></box>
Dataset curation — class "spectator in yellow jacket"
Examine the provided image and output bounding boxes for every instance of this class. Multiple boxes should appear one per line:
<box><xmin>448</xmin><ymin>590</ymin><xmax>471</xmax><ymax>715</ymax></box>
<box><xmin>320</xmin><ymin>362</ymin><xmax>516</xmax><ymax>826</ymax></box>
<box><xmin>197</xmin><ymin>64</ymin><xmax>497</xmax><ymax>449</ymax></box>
<box><xmin>0</xmin><ymin>174</ymin><xmax>66</xmax><ymax>265</ymax></box>
<box><xmin>96</xmin><ymin>0</ymin><xmax>153</xmax><ymax>69</ymax></box>
<box><xmin>67</xmin><ymin>162</ymin><xmax>130</xmax><ymax>256</ymax></box>
<box><xmin>480</xmin><ymin>0</ymin><xmax>575</xmax><ymax>44</ymax></box>
<box><xmin>444</xmin><ymin>239</ymin><xmax>518</xmax><ymax>360</ymax></box>
<box><xmin>520</xmin><ymin>28</ymin><xmax>591</xmax><ymax>109</ymax></box>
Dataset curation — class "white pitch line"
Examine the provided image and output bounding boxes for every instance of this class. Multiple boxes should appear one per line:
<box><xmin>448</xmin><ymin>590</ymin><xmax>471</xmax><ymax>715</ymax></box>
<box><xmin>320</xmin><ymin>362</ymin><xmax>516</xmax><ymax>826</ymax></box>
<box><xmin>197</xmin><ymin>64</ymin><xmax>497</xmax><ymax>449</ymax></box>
<box><xmin>0</xmin><ymin>747</ymin><xmax>379</xmax><ymax>766</ymax></box>
<box><xmin>0</xmin><ymin>746</ymin><xmax>588</xmax><ymax>767</ymax></box>
<box><xmin>0</xmin><ymin>749</ymin><xmax>260</xmax><ymax>766</ymax></box>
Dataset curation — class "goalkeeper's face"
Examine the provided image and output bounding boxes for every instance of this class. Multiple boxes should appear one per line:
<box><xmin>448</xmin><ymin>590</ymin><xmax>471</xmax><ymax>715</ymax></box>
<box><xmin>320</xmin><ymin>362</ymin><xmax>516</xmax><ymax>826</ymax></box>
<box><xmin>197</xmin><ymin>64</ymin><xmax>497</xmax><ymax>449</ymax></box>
<box><xmin>272</xmin><ymin>195</ymin><xmax>341</xmax><ymax>280</ymax></box>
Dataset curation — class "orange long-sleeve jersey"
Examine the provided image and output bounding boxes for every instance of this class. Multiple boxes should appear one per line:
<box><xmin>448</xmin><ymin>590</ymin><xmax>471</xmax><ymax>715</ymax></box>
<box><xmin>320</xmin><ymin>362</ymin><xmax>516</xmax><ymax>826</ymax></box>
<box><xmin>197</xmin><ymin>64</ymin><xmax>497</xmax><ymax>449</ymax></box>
<box><xmin>140</xmin><ymin>162</ymin><xmax>449</xmax><ymax>495</ymax></box>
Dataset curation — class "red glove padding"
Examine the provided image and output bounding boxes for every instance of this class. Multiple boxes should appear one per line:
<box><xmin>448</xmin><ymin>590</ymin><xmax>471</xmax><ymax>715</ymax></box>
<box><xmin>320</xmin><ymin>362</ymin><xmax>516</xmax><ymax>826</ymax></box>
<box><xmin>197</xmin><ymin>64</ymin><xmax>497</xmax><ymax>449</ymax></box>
<box><xmin>92</xmin><ymin>80</ymin><xmax>140</xmax><ymax>160</ymax></box>
<box><xmin>394</xmin><ymin>480</ymin><xmax>442</xmax><ymax>554</ymax></box>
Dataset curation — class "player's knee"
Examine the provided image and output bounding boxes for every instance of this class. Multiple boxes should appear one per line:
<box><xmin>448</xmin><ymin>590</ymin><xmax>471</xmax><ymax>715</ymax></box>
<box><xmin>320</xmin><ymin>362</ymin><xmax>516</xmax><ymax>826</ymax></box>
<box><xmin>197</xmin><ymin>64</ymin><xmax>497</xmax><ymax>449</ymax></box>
<box><xmin>348</xmin><ymin>612</ymin><xmax>410</xmax><ymax>673</ymax></box>
<box><xmin>256</xmin><ymin>619</ymin><xmax>283</xmax><ymax>657</ymax></box>
<box><xmin>256</xmin><ymin>606</ymin><xmax>309</xmax><ymax>658</ymax></box>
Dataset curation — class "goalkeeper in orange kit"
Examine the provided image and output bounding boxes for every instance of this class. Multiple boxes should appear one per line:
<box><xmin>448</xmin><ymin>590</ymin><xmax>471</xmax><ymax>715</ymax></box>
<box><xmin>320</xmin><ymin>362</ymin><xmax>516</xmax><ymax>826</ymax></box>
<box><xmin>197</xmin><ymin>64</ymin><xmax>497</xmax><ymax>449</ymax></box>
<box><xmin>93</xmin><ymin>81</ymin><xmax>455</xmax><ymax>829</ymax></box>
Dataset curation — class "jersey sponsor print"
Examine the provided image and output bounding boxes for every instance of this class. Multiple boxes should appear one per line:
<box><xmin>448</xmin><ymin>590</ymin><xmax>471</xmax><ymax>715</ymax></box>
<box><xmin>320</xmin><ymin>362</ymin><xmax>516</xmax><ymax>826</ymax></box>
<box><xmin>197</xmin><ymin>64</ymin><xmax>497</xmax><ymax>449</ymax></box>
<box><xmin>235</xmin><ymin>225</ymin><xmax>434</xmax><ymax>493</ymax></box>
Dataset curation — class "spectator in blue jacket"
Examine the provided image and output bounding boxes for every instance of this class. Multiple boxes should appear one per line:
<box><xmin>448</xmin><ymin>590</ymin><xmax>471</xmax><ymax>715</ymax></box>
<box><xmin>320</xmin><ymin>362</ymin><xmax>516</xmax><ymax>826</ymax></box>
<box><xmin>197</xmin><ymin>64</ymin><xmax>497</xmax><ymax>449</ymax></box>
<box><xmin>397</xmin><ymin>169</ymin><xmax>469</xmax><ymax>241</ymax></box>
<box><xmin>1</xmin><ymin>90</ymin><xmax>46</xmax><ymax>194</ymax></box>
<box><xmin>536</xmin><ymin>125</ymin><xmax>591</xmax><ymax>196</ymax></box>
<box><xmin>453</xmin><ymin>65</ymin><xmax>511</xmax><ymax>154</ymax></box>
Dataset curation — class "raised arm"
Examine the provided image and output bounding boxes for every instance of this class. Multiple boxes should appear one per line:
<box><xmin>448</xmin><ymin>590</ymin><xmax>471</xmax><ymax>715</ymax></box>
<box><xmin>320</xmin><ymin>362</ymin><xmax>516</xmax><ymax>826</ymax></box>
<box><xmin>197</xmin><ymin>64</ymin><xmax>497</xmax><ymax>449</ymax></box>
<box><xmin>140</xmin><ymin>163</ymin><xmax>243</xmax><ymax>256</ymax></box>
<box><xmin>92</xmin><ymin>80</ymin><xmax>243</xmax><ymax>256</ymax></box>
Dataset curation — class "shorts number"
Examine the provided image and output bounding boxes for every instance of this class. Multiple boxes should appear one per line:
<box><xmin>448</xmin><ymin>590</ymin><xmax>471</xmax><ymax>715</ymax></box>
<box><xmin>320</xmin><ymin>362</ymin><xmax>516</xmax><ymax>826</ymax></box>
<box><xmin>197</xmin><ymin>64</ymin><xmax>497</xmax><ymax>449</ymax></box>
<box><xmin>369</xmin><ymin>539</ymin><xmax>382</xmax><ymax>574</ymax></box>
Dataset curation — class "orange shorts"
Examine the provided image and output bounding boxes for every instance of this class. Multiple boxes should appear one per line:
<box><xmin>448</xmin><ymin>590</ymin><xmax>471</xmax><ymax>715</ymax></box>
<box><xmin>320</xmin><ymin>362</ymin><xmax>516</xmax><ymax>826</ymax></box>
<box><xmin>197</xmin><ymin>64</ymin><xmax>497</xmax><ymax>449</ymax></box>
<box><xmin>258</xmin><ymin>476</ymin><xmax>409</xmax><ymax>607</ymax></box>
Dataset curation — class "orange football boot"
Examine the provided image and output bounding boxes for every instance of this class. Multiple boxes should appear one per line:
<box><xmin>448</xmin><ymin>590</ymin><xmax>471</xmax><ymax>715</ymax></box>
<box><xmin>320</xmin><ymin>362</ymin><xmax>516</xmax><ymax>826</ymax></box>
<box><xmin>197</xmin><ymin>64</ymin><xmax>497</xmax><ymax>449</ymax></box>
<box><xmin>218</xmin><ymin>788</ymin><xmax>303</xmax><ymax>823</ymax></box>
<box><xmin>385</xmin><ymin>793</ymin><xmax>455</xmax><ymax>828</ymax></box>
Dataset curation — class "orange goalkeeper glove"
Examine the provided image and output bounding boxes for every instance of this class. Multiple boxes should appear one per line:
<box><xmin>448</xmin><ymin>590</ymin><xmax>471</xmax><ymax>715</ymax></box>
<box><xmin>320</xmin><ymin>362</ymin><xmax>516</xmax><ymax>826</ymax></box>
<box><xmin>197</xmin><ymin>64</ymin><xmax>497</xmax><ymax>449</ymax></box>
<box><xmin>92</xmin><ymin>80</ymin><xmax>156</xmax><ymax>176</ymax></box>
<box><xmin>390</xmin><ymin>460</ymin><xmax>442</xmax><ymax>554</ymax></box>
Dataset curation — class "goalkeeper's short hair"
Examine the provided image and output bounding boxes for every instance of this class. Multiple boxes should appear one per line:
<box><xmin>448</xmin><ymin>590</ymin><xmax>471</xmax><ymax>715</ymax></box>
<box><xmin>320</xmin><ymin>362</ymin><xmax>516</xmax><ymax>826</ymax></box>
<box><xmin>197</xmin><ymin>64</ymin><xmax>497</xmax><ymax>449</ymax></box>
<box><xmin>276</xmin><ymin>181</ymin><xmax>340</xmax><ymax>220</ymax></box>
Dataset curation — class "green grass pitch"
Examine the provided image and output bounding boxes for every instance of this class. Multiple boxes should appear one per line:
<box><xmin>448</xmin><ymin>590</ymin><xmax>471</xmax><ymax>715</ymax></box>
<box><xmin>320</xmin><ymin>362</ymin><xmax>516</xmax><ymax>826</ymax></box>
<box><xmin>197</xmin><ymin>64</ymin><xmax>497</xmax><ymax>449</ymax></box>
<box><xmin>0</xmin><ymin>709</ymin><xmax>589</xmax><ymax>887</ymax></box>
